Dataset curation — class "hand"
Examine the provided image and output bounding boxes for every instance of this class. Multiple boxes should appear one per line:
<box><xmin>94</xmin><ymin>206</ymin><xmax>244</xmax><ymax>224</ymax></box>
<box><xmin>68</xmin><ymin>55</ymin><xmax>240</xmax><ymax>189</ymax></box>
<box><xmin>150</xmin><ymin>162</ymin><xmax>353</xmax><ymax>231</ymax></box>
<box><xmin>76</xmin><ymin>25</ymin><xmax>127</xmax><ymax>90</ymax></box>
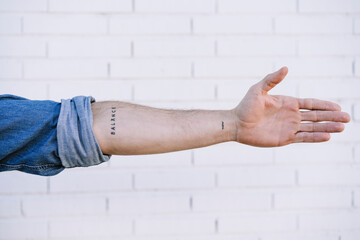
<box><xmin>232</xmin><ymin>67</ymin><xmax>351</xmax><ymax>147</ymax></box>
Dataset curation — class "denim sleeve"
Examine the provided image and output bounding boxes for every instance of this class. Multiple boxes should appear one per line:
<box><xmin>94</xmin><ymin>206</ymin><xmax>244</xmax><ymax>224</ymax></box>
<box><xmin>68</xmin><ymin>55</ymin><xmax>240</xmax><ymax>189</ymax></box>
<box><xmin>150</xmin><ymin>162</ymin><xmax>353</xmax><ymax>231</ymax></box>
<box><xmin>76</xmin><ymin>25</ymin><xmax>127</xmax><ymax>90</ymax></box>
<box><xmin>57</xmin><ymin>96</ymin><xmax>111</xmax><ymax>168</ymax></box>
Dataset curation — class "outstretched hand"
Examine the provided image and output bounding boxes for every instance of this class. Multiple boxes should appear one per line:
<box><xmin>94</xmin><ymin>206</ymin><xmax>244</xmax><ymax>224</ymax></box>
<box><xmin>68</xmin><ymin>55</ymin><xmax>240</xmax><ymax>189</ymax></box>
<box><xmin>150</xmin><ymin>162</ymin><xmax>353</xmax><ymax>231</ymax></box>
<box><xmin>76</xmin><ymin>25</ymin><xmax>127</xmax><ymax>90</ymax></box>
<box><xmin>232</xmin><ymin>67</ymin><xmax>351</xmax><ymax>147</ymax></box>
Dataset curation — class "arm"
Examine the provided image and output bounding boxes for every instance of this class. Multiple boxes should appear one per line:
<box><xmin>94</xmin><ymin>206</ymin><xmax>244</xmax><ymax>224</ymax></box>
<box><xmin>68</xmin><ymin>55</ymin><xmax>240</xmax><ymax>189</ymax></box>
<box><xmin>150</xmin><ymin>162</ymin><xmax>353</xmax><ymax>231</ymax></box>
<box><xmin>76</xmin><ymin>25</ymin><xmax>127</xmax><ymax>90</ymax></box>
<box><xmin>92</xmin><ymin>67</ymin><xmax>351</xmax><ymax>155</ymax></box>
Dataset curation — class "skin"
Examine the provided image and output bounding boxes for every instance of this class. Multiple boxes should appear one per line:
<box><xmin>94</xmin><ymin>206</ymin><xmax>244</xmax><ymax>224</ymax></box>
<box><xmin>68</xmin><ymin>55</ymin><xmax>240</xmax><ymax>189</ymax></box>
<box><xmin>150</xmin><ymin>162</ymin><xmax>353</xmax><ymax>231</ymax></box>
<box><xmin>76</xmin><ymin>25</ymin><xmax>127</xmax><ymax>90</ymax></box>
<box><xmin>91</xmin><ymin>67</ymin><xmax>351</xmax><ymax>155</ymax></box>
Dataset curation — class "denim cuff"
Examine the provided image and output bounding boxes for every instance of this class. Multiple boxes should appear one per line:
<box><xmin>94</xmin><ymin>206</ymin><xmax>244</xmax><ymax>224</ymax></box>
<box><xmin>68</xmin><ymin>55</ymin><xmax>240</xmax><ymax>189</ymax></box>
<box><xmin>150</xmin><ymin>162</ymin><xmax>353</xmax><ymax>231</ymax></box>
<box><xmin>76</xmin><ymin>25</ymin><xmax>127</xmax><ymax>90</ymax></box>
<box><xmin>57</xmin><ymin>96</ymin><xmax>111</xmax><ymax>168</ymax></box>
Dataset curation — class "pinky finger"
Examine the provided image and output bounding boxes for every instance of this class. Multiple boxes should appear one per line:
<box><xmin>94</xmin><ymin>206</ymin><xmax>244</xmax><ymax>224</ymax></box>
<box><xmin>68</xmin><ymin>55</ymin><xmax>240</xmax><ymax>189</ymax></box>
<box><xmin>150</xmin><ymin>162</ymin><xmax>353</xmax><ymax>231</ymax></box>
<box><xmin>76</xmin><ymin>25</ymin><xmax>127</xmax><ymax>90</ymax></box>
<box><xmin>293</xmin><ymin>132</ymin><xmax>331</xmax><ymax>143</ymax></box>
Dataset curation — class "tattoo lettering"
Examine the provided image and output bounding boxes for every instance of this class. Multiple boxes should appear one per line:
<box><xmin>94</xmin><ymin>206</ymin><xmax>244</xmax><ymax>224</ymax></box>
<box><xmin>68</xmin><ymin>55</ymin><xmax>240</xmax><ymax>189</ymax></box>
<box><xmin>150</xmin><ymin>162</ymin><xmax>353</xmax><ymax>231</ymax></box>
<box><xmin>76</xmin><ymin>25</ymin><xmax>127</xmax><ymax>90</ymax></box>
<box><xmin>222</xmin><ymin>121</ymin><xmax>224</xmax><ymax>130</ymax></box>
<box><xmin>110</xmin><ymin>107</ymin><xmax>116</xmax><ymax>135</ymax></box>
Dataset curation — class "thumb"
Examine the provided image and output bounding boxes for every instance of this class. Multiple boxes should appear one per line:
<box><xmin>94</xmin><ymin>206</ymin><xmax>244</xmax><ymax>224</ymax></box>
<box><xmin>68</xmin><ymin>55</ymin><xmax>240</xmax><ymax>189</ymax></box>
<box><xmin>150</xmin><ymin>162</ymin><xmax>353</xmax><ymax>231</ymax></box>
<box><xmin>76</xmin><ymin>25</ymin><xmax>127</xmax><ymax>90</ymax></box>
<box><xmin>260</xmin><ymin>66</ymin><xmax>288</xmax><ymax>94</ymax></box>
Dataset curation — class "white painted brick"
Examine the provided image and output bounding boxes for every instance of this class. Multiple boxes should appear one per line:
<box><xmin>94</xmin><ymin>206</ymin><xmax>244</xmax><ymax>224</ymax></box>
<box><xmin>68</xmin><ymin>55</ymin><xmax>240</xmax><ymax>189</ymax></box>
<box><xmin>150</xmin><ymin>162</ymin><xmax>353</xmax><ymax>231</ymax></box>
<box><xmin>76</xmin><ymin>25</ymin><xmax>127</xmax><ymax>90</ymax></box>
<box><xmin>0</xmin><ymin>59</ymin><xmax>22</xmax><ymax>79</ymax></box>
<box><xmin>134</xmin><ymin>37</ymin><xmax>214</xmax><ymax>57</ymax></box>
<box><xmin>355</xmin><ymin>18</ymin><xmax>360</xmax><ymax>34</ymax></box>
<box><xmin>0</xmin><ymin>171</ymin><xmax>47</xmax><ymax>194</ymax></box>
<box><xmin>135</xmin><ymin>0</ymin><xmax>215</xmax><ymax>13</ymax></box>
<box><xmin>353</xmin><ymin>103</ymin><xmax>360</xmax><ymax>121</ymax></box>
<box><xmin>0</xmin><ymin>197</ymin><xmax>21</xmax><ymax>217</ymax></box>
<box><xmin>194</xmin><ymin>16</ymin><xmax>272</xmax><ymax>34</ymax></box>
<box><xmin>354</xmin><ymin>190</ymin><xmax>360</xmax><ymax>207</ymax></box>
<box><xmin>194</xmin><ymin>142</ymin><xmax>273</xmax><ymax>166</ymax></box>
<box><xmin>298</xmin><ymin>165</ymin><xmax>360</xmax><ymax>186</ymax></box>
<box><xmin>274</xmin><ymin>189</ymin><xmax>352</xmax><ymax>209</ymax></box>
<box><xmin>299</xmin><ymin>36</ymin><xmax>360</xmax><ymax>56</ymax></box>
<box><xmin>48</xmin><ymin>80</ymin><xmax>132</xmax><ymax>102</ymax></box>
<box><xmin>109</xmin><ymin>192</ymin><xmax>190</xmax><ymax>214</ymax></box>
<box><xmin>275</xmin><ymin>143</ymin><xmax>353</xmax><ymax>163</ymax></box>
<box><xmin>114</xmin><ymin>237</ymin><xmax>258</xmax><ymax>240</ymax></box>
<box><xmin>49</xmin><ymin>37</ymin><xmax>131</xmax><ymax>57</ymax></box>
<box><xmin>0</xmin><ymin>0</ymin><xmax>47</xmax><ymax>11</ymax></box>
<box><xmin>275</xmin><ymin>16</ymin><xmax>353</xmax><ymax>34</ymax></box>
<box><xmin>262</xmin><ymin>232</ymin><xmax>340</xmax><ymax>240</ymax></box>
<box><xmin>49</xmin><ymin>217</ymin><xmax>132</xmax><ymax>238</ymax></box>
<box><xmin>192</xmin><ymin>190</ymin><xmax>271</xmax><ymax>212</ymax></box>
<box><xmin>355</xmin><ymin>144</ymin><xmax>360</xmax><ymax>162</ymax></box>
<box><xmin>49</xmin><ymin>0</ymin><xmax>132</xmax><ymax>12</ymax></box>
<box><xmin>299</xmin><ymin>211</ymin><xmax>360</xmax><ymax>230</ymax></box>
<box><xmin>0</xmin><ymin>15</ymin><xmax>22</xmax><ymax>34</ymax></box>
<box><xmin>0</xmin><ymin>37</ymin><xmax>46</xmax><ymax>57</ymax></box>
<box><xmin>219</xmin><ymin>0</ymin><xmax>296</xmax><ymax>13</ymax></box>
<box><xmin>0</xmin><ymin>219</ymin><xmax>48</xmax><ymax>240</ymax></box>
<box><xmin>275</xmin><ymin>58</ymin><xmax>353</xmax><ymax>77</ymax></box>
<box><xmin>218</xmin><ymin>166</ymin><xmax>296</xmax><ymax>187</ymax></box>
<box><xmin>218</xmin><ymin>36</ymin><xmax>296</xmax><ymax>56</ymax></box>
<box><xmin>24</xmin><ymin>14</ymin><xmax>107</xmax><ymax>34</ymax></box>
<box><xmin>299</xmin><ymin>0</ymin><xmax>360</xmax><ymax>13</ymax></box>
<box><xmin>135</xmin><ymin>216</ymin><xmax>214</xmax><ymax>235</ymax></box>
<box><xmin>133</xmin><ymin>79</ymin><xmax>214</xmax><ymax>101</ymax></box>
<box><xmin>338</xmin><ymin>231</ymin><xmax>360</xmax><ymax>240</ymax></box>
<box><xmin>219</xmin><ymin>213</ymin><xmax>297</xmax><ymax>233</ymax></box>
<box><xmin>0</xmin><ymin>81</ymin><xmax>48</xmax><ymax>99</ymax></box>
<box><xmin>111</xmin><ymin>59</ymin><xmax>191</xmax><ymax>78</ymax></box>
<box><xmin>49</xmin><ymin>169</ymin><xmax>132</xmax><ymax>193</ymax></box>
<box><xmin>24</xmin><ymin>60</ymin><xmax>107</xmax><ymax>79</ymax></box>
<box><xmin>194</xmin><ymin>59</ymin><xmax>273</xmax><ymax>78</ymax></box>
<box><xmin>22</xmin><ymin>195</ymin><xmax>106</xmax><ymax>216</ymax></box>
<box><xmin>356</xmin><ymin>58</ymin><xmax>360</xmax><ymax>77</ymax></box>
<box><xmin>110</xmin><ymin>150</ymin><xmax>192</xmax><ymax>168</ymax></box>
<box><xmin>216</xmin><ymin>79</ymin><xmax>256</xmax><ymax>101</ymax></box>
<box><xmin>135</xmin><ymin>169</ymin><xmax>215</xmax><ymax>190</ymax></box>
<box><xmin>110</xmin><ymin>16</ymin><xmax>191</xmax><ymax>35</ymax></box>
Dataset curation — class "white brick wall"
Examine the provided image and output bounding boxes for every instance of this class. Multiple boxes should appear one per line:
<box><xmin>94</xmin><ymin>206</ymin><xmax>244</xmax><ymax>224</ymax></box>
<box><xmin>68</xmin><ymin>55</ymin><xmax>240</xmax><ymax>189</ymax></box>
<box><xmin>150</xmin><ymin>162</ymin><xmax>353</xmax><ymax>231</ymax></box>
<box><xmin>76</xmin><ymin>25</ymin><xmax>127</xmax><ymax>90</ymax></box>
<box><xmin>0</xmin><ymin>0</ymin><xmax>359</xmax><ymax>239</ymax></box>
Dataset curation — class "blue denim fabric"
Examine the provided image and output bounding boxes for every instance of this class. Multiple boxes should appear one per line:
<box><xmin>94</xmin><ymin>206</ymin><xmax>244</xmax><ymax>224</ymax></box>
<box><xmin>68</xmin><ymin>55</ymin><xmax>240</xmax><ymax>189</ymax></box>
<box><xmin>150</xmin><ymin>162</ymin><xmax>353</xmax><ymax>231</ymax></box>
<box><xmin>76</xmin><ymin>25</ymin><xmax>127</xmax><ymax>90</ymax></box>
<box><xmin>0</xmin><ymin>94</ymin><xmax>110</xmax><ymax>176</ymax></box>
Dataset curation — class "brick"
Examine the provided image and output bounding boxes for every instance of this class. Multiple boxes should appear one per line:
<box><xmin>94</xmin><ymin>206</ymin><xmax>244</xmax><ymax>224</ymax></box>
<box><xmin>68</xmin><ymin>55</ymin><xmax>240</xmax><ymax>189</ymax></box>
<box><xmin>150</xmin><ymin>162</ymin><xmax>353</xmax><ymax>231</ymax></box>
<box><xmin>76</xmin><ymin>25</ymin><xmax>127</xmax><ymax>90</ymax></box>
<box><xmin>219</xmin><ymin>0</ymin><xmax>296</xmax><ymax>13</ymax></box>
<box><xmin>49</xmin><ymin>0</ymin><xmax>132</xmax><ymax>12</ymax></box>
<box><xmin>22</xmin><ymin>195</ymin><xmax>106</xmax><ymax>216</ymax></box>
<box><xmin>298</xmin><ymin>36</ymin><xmax>360</xmax><ymax>56</ymax></box>
<box><xmin>355</xmin><ymin>190</ymin><xmax>360</xmax><ymax>207</ymax></box>
<box><xmin>49</xmin><ymin>169</ymin><xmax>132</xmax><ymax>193</ymax></box>
<box><xmin>192</xmin><ymin>190</ymin><xmax>272</xmax><ymax>212</ymax></box>
<box><xmin>298</xmin><ymin>165</ymin><xmax>360</xmax><ymax>186</ymax></box>
<box><xmin>0</xmin><ymin>219</ymin><xmax>48</xmax><ymax>239</ymax></box>
<box><xmin>24</xmin><ymin>14</ymin><xmax>107</xmax><ymax>34</ymax></box>
<box><xmin>134</xmin><ymin>37</ymin><xmax>215</xmax><ymax>57</ymax></box>
<box><xmin>49</xmin><ymin>37</ymin><xmax>131</xmax><ymax>57</ymax></box>
<box><xmin>338</xmin><ymin>231</ymin><xmax>360</xmax><ymax>240</ymax></box>
<box><xmin>0</xmin><ymin>0</ymin><xmax>47</xmax><ymax>11</ymax></box>
<box><xmin>219</xmin><ymin>213</ymin><xmax>297</xmax><ymax>233</ymax></box>
<box><xmin>135</xmin><ymin>216</ymin><xmax>215</xmax><ymax>235</ymax></box>
<box><xmin>109</xmin><ymin>192</ymin><xmax>190</xmax><ymax>214</ymax></box>
<box><xmin>110</xmin><ymin>16</ymin><xmax>191</xmax><ymax>35</ymax></box>
<box><xmin>275</xmin><ymin>16</ymin><xmax>353</xmax><ymax>34</ymax></box>
<box><xmin>135</xmin><ymin>169</ymin><xmax>215</xmax><ymax>190</ymax></box>
<box><xmin>135</xmin><ymin>0</ymin><xmax>215</xmax><ymax>13</ymax></box>
<box><xmin>0</xmin><ymin>37</ymin><xmax>46</xmax><ymax>57</ymax></box>
<box><xmin>0</xmin><ymin>171</ymin><xmax>47</xmax><ymax>194</ymax></box>
<box><xmin>262</xmin><ymin>233</ymin><xmax>340</xmax><ymax>240</ymax></box>
<box><xmin>48</xmin><ymin>81</ymin><xmax>132</xmax><ymax>102</ymax></box>
<box><xmin>111</xmin><ymin>59</ymin><xmax>191</xmax><ymax>78</ymax></box>
<box><xmin>356</xmin><ymin>58</ymin><xmax>360</xmax><ymax>77</ymax></box>
<box><xmin>218</xmin><ymin>36</ymin><xmax>296</xmax><ymax>56</ymax></box>
<box><xmin>194</xmin><ymin>59</ymin><xmax>273</xmax><ymax>78</ymax></box>
<box><xmin>299</xmin><ymin>0</ymin><xmax>360</xmax><ymax>13</ymax></box>
<box><xmin>0</xmin><ymin>15</ymin><xmax>22</xmax><ymax>34</ymax></box>
<box><xmin>194</xmin><ymin>142</ymin><xmax>273</xmax><ymax>166</ymax></box>
<box><xmin>355</xmin><ymin>144</ymin><xmax>360</xmax><ymax>162</ymax></box>
<box><xmin>133</xmin><ymin>79</ymin><xmax>214</xmax><ymax>101</ymax></box>
<box><xmin>274</xmin><ymin>189</ymin><xmax>352</xmax><ymax>209</ymax></box>
<box><xmin>218</xmin><ymin>166</ymin><xmax>296</xmax><ymax>187</ymax></box>
<box><xmin>24</xmin><ymin>60</ymin><xmax>108</xmax><ymax>79</ymax></box>
<box><xmin>0</xmin><ymin>197</ymin><xmax>21</xmax><ymax>217</ymax></box>
<box><xmin>299</xmin><ymin>211</ymin><xmax>360</xmax><ymax>230</ymax></box>
<box><xmin>0</xmin><ymin>59</ymin><xmax>22</xmax><ymax>79</ymax></box>
<box><xmin>275</xmin><ymin>58</ymin><xmax>353</xmax><ymax>77</ymax></box>
<box><xmin>49</xmin><ymin>217</ymin><xmax>132</xmax><ymax>238</ymax></box>
<box><xmin>355</xmin><ymin>18</ymin><xmax>360</xmax><ymax>34</ymax></box>
<box><xmin>275</xmin><ymin>143</ymin><xmax>353</xmax><ymax>163</ymax></box>
<box><xmin>0</xmin><ymin>81</ymin><xmax>48</xmax><ymax>99</ymax></box>
<box><xmin>110</xmin><ymin>150</ymin><xmax>192</xmax><ymax>168</ymax></box>
<box><xmin>194</xmin><ymin>16</ymin><xmax>272</xmax><ymax>34</ymax></box>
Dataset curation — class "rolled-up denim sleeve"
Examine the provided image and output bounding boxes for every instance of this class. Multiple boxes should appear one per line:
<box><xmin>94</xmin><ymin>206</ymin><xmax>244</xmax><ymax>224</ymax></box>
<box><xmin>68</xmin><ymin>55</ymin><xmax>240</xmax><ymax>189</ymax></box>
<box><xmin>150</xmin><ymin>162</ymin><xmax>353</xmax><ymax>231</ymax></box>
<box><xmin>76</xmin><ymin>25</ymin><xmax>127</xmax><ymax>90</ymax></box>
<box><xmin>57</xmin><ymin>96</ymin><xmax>111</xmax><ymax>168</ymax></box>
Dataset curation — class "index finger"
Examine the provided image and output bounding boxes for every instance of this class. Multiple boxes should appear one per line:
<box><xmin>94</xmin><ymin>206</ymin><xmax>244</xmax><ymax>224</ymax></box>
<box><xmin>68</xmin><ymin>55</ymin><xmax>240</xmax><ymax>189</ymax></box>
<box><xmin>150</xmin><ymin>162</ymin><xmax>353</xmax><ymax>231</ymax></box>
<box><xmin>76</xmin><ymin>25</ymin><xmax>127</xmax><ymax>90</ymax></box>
<box><xmin>298</xmin><ymin>98</ymin><xmax>341</xmax><ymax>111</ymax></box>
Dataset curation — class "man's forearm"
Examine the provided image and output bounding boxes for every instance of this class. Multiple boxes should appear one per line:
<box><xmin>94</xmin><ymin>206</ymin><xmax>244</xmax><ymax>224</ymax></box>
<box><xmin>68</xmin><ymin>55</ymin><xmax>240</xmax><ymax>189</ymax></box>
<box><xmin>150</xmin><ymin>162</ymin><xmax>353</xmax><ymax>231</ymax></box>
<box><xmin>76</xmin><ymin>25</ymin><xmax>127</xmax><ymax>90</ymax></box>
<box><xmin>91</xmin><ymin>101</ymin><xmax>238</xmax><ymax>155</ymax></box>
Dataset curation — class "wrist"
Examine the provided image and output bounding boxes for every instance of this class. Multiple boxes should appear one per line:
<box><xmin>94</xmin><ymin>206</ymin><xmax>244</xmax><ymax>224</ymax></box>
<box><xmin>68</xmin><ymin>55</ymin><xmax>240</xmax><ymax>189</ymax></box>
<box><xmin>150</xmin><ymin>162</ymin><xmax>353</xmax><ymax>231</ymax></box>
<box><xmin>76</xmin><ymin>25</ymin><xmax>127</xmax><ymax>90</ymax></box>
<box><xmin>227</xmin><ymin>108</ymin><xmax>239</xmax><ymax>142</ymax></box>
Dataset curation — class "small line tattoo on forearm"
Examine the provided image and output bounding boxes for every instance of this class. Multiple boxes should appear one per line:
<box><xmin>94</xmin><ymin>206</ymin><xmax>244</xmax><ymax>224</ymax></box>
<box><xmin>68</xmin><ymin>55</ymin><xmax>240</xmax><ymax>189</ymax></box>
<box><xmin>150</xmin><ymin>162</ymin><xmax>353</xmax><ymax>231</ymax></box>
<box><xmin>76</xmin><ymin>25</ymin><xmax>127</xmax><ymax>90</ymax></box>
<box><xmin>110</xmin><ymin>106</ymin><xmax>116</xmax><ymax>135</ymax></box>
<box><xmin>222</xmin><ymin>121</ymin><xmax>224</xmax><ymax>130</ymax></box>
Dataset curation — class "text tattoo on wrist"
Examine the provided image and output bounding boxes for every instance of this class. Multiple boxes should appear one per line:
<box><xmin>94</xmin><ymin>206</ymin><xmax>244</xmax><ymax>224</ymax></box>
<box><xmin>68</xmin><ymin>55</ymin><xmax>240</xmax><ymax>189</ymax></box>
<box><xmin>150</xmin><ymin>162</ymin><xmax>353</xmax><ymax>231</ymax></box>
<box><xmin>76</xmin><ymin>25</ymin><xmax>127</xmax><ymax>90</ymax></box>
<box><xmin>222</xmin><ymin>121</ymin><xmax>224</xmax><ymax>130</ymax></box>
<box><xmin>110</xmin><ymin>107</ymin><xmax>116</xmax><ymax>135</ymax></box>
